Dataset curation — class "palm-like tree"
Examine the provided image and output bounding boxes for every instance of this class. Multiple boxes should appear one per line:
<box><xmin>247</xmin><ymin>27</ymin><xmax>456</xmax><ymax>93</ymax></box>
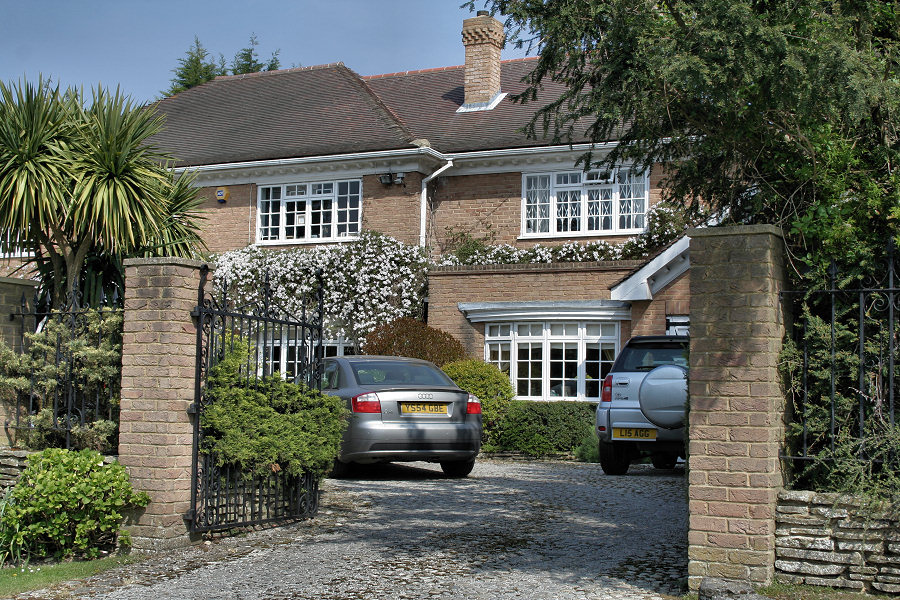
<box><xmin>0</xmin><ymin>79</ymin><xmax>204</xmax><ymax>307</ymax></box>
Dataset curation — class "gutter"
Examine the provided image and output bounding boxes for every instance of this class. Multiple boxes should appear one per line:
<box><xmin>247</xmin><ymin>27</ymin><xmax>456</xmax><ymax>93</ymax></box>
<box><xmin>419</xmin><ymin>160</ymin><xmax>454</xmax><ymax>247</ymax></box>
<box><xmin>172</xmin><ymin>146</ymin><xmax>447</xmax><ymax>174</ymax></box>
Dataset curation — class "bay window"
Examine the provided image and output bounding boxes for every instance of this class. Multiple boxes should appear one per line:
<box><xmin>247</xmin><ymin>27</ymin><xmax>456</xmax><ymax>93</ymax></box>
<box><xmin>485</xmin><ymin>321</ymin><xmax>618</xmax><ymax>401</ymax></box>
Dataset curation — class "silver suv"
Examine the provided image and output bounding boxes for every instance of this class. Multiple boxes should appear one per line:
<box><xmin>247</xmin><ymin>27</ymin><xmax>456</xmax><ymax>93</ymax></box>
<box><xmin>595</xmin><ymin>335</ymin><xmax>689</xmax><ymax>475</ymax></box>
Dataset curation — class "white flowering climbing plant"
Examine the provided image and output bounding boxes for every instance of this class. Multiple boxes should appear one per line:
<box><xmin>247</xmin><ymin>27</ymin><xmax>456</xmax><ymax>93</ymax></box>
<box><xmin>213</xmin><ymin>205</ymin><xmax>688</xmax><ymax>341</ymax></box>
<box><xmin>213</xmin><ymin>231</ymin><xmax>430</xmax><ymax>344</ymax></box>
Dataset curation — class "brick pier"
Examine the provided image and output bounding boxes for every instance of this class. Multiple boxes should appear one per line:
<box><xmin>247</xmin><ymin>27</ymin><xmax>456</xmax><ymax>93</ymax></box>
<box><xmin>687</xmin><ymin>225</ymin><xmax>788</xmax><ymax>588</ymax></box>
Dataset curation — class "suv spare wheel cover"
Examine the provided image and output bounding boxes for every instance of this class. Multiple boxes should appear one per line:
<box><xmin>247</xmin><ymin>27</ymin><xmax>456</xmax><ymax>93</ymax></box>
<box><xmin>638</xmin><ymin>364</ymin><xmax>688</xmax><ymax>429</ymax></box>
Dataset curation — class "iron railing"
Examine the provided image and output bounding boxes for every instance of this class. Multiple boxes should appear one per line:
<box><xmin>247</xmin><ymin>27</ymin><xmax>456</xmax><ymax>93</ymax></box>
<box><xmin>782</xmin><ymin>242</ymin><xmax>900</xmax><ymax>474</ymax></box>
<box><xmin>7</xmin><ymin>288</ymin><xmax>122</xmax><ymax>451</ymax></box>
<box><xmin>187</xmin><ymin>267</ymin><xmax>324</xmax><ymax>533</ymax></box>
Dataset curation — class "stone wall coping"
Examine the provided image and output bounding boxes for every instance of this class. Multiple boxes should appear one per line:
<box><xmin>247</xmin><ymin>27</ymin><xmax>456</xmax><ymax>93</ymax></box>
<box><xmin>0</xmin><ymin>276</ymin><xmax>39</xmax><ymax>287</ymax></box>
<box><xmin>430</xmin><ymin>260</ymin><xmax>645</xmax><ymax>276</ymax></box>
<box><xmin>687</xmin><ymin>224</ymin><xmax>784</xmax><ymax>239</ymax></box>
<box><xmin>780</xmin><ymin>489</ymin><xmax>895</xmax><ymax>510</ymax></box>
<box><xmin>123</xmin><ymin>257</ymin><xmax>209</xmax><ymax>269</ymax></box>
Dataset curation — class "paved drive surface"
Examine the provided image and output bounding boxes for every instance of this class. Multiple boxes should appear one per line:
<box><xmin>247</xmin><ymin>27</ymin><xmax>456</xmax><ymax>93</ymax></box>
<box><xmin>17</xmin><ymin>459</ymin><xmax>687</xmax><ymax>600</ymax></box>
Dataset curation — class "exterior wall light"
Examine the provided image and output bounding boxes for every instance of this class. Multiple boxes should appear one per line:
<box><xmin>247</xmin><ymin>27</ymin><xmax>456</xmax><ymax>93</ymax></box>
<box><xmin>379</xmin><ymin>171</ymin><xmax>406</xmax><ymax>186</ymax></box>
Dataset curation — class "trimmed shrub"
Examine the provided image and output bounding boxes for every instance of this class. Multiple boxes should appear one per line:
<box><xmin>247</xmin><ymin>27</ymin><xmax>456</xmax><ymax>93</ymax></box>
<box><xmin>0</xmin><ymin>448</ymin><xmax>149</xmax><ymax>563</ymax></box>
<box><xmin>200</xmin><ymin>345</ymin><xmax>349</xmax><ymax>480</ymax></box>
<box><xmin>442</xmin><ymin>360</ymin><xmax>514</xmax><ymax>450</ymax></box>
<box><xmin>361</xmin><ymin>317</ymin><xmax>468</xmax><ymax>366</ymax></box>
<box><xmin>495</xmin><ymin>401</ymin><xmax>597</xmax><ymax>458</ymax></box>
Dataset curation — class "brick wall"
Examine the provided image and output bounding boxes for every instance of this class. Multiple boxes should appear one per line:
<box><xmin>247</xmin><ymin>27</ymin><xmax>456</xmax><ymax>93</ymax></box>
<box><xmin>429</xmin><ymin>261</ymin><xmax>654</xmax><ymax>355</ymax></box>
<box><xmin>194</xmin><ymin>183</ymin><xmax>256</xmax><ymax>253</ymax></box>
<box><xmin>429</xmin><ymin>166</ymin><xmax>666</xmax><ymax>256</ymax></box>
<box><xmin>118</xmin><ymin>257</ymin><xmax>207</xmax><ymax>550</ymax></box>
<box><xmin>194</xmin><ymin>174</ymin><xmax>421</xmax><ymax>253</ymax></box>
<box><xmin>687</xmin><ymin>225</ymin><xmax>788</xmax><ymax>589</ymax></box>
<box><xmin>630</xmin><ymin>272</ymin><xmax>690</xmax><ymax>337</ymax></box>
<box><xmin>363</xmin><ymin>173</ymin><xmax>423</xmax><ymax>246</ymax></box>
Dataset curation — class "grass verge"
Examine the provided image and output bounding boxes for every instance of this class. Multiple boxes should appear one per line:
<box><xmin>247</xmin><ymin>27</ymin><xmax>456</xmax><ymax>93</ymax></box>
<box><xmin>0</xmin><ymin>555</ymin><xmax>141</xmax><ymax>597</ymax></box>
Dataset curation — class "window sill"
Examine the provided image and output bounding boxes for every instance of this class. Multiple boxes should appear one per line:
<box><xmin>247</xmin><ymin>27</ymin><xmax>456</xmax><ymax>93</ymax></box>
<box><xmin>255</xmin><ymin>236</ymin><xmax>360</xmax><ymax>246</ymax></box>
<box><xmin>517</xmin><ymin>230</ymin><xmax>645</xmax><ymax>241</ymax></box>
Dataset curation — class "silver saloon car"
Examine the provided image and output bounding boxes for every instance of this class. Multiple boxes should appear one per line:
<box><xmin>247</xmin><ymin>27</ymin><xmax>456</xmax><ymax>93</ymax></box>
<box><xmin>323</xmin><ymin>356</ymin><xmax>482</xmax><ymax>477</ymax></box>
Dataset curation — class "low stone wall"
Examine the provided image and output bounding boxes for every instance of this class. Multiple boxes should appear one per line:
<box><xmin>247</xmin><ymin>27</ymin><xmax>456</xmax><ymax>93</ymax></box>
<box><xmin>776</xmin><ymin>490</ymin><xmax>900</xmax><ymax>594</ymax></box>
<box><xmin>0</xmin><ymin>449</ymin><xmax>31</xmax><ymax>492</ymax></box>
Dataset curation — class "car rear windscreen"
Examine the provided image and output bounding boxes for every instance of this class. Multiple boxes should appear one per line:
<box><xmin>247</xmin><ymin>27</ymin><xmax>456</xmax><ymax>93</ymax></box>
<box><xmin>351</xmin><ymin>362</ymin><xmax>455</xmax><ymax>386</ymax></box>
<box><xmin>616</xmin><ymin>343</ymin><xmax>688</xmax><ymax>371</ymax></box>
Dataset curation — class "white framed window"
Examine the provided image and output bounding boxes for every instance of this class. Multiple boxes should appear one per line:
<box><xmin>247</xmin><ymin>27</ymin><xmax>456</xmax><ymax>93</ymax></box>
<box><xmin>485</xmin><ymin>321</ymin><xmax>618</xmax><ymax>401</ymax></box>
<box><xmin>1</xmin><ymin>232</ymin><xmax>34</xmax><ymax>259</ymax></box>
<box><xmin>262</xmin><ymin>333</ymin><xmax>356</xmax><ymax>379</ymax></box>
<box><xmin>257</xmin><ymin>179</ymin><xmax>362</xmax><ymax>244</ymax></box>
<box><xmin>521</xmin><ymin>168</ymin><xmax>648</xmax><ymax>238</ymax></box>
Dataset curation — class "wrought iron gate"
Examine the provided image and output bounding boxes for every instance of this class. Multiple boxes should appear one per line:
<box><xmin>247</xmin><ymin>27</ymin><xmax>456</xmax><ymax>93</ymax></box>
<box><xmin>187</xmin><ymin>267</ymin><xmax>325</xmax><ymax>533</ymax></box>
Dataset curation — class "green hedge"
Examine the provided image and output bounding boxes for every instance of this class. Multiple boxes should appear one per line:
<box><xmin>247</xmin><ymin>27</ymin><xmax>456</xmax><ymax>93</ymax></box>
<box><xmin>494</xmin><ymin>401</ymin><xmax>597</xmax><ymax>457</ymax></box>
<box><xmin>441</xmin><ymin>359</ymin><xmax>514</xmax><ymax>450</ymax></box>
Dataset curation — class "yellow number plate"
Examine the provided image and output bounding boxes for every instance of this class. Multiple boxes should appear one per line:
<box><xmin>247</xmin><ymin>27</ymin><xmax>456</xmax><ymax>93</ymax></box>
<box><xmin>613</xmin><ymin>427</ymin><xmax>657</xmax><ymax>440</ymax></box>
<box><xmin>399</xmin><ymin>402</ymin><xmax>448</xmax><ymax>415</ymax></box>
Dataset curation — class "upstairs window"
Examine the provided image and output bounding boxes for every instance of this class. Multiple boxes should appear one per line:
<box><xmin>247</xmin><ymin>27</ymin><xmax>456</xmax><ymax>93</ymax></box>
<box><xmin>522</xmin><ymin>169</ymin><xmax>648</xmax><ymax>238</ymax></box>
<box><xmin>257</xmin><ymin>179</ymin><xmax>362</xmax><ymax>244</ymax></box>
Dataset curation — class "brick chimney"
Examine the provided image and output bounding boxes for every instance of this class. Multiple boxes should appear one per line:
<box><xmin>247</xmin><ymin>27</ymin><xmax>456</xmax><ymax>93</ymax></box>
<box><xmin>461</xmin><ymin>11</ymin><xmax>505</xmax><ymax>108</ymax></box>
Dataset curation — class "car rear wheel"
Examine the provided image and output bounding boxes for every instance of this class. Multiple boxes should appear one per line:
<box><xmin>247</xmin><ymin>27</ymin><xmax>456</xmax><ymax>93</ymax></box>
<box><xmin>599</xmin><ymin>442</ymin><xmax>631</xmax><ymax>475</ymax></box>
<box><xmin>651</xmin><ymin>452</ymin><xmax>679</xmax><ymax>470</ymax></box>
<box><xmin>440</xmin><ymin>458</ymin><xmax>475</xmax><ymax>478</ymax></box>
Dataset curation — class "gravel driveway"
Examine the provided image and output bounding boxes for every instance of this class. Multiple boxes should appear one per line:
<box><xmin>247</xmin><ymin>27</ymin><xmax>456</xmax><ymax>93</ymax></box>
<box><xmin>18</xmin><ymin>459</ymin><xmax>687</xmax><ymax>600</ymax></box>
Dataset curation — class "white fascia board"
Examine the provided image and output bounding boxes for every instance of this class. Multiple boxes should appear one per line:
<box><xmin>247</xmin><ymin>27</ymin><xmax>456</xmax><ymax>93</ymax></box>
<box><xmin>174</xmin><ymin>147</ymin><xmax>447</xmax><ymax>186</ymax></box>
<box><xmin>444</xmin><ymin>143</ymin><xmax>619</xmax><ymax>176</ymax></box>
<box><xmin>610</xmin><ymin>236</ymin><xmax>691</xmax><ymax>301</ymax></box>
<box><xmin>174</xmin><ymin>142</ymin><xmax>626</xmax><ymax>185</ymax></box>
<box><xmin>458</xmin><ymin>300</ymin><xmax>632</xmax><ymax>323</ymax></box>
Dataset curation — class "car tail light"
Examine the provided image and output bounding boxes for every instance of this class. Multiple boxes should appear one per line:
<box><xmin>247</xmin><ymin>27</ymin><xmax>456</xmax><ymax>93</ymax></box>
<box><xmin>601</xmin><ymin>375</ymin><xmax>613</xmax><ymax>402</ymax></box>
<box><xmin>466</xmin><ymin>393</ymin><xmax>482</xmax><ymax>414</ymax></box>
<box><xmin>351</xmin><ymin>392</ymin><xmax>381</xmax><ymax>413</ymax></box>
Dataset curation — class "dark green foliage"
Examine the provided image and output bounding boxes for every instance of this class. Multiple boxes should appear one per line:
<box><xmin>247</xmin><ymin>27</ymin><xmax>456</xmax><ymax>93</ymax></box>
<box><xmin>163</xmin><ymin>36</ymin><xmax>226</xmax><ymax>96</ymax></box>
<box><xmin>200</xmin><ymin>346</ymin><xmax>348</xmax><ymax>479</ymax></box>
<box><xmin>494</xmin><ymin>401</ymin><xmax>596</xmax><ymax>457</ymax></box>
<box><xmin>0</xmin><ymin>448</ymin><xmax>149</xmax><ymax>563</ymax></box>
<box><xmin>231</xmin><ymin>34</ymin><xmax>281</xmax><ymax>75</ymax></box>
<box><xmin>361</xmin><ymin>317</ymin><xmax>468</xmax><ymax>367</ymax></box>
<box><xmin>574</xmin><ymin>431</ymin><xmax>600</xmax><ymax>463</ymax></box>
<box><xmin>441</xmin><ymin>359</ymin><xmax>514</xmax><ymax>450</ymax></box>
<box><xmin>0</xmin><ymin>307</ymin><xmax>122</xmax><ymax>452</ymax></box>
<box><xmin>473</xmin><ymin>0</ymin><xmax>900</xmax><ymax>282</ymax></box>
<box><xmin>781</xmin><ymin>299</ymin><xmax>900</xmax><ymax>498</ymax></box>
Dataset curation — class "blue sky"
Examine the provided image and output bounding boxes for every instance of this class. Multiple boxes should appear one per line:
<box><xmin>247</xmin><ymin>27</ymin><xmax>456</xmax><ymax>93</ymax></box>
<box><xmin>1</xmin><ymin>0</ymin><xmax>529</xmax><ymax>104</ymax></box>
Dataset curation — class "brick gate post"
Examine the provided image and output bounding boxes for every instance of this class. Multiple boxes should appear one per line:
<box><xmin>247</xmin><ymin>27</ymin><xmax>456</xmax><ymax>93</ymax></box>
<box><xmin>118</xmin><ymin>257</ymin><xmax>208</xmax><ymax>550</ymax></box>
<box><xmin>687</xmin><ymin>225</ymin><xmax>788</xmax><ymax>589</ymax></box>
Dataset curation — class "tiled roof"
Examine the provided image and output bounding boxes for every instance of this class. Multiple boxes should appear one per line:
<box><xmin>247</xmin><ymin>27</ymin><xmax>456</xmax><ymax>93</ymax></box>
<box><xmin>152</xmin><ymin>64</ymin><xmax>414</xmax><ymax>167</ymax></box>
<box><xmin>364</xmin><ymin>58</ymin><xmax>588</xmax><ymax>153</ymax></box>
<box><xmin>151</xmin><ymin>57</ymin><xmax>606</xmax><ymax>167</ymax></box>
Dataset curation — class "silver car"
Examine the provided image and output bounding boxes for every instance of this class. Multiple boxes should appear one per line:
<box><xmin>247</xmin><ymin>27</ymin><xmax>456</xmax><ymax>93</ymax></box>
<box><xmin>595</xmin><ymin>335</ymin><xmax>689</xmax><ymax>475</ymax></box>
<box><xmin>323</xmin><ymin>356</ymin><xmax>482</xmax><ymax>477</ymax></box>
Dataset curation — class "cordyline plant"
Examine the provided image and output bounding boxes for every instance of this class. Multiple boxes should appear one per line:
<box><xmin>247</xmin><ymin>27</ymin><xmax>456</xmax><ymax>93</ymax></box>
<box><xmin>0</xmin><ymin>77</ymin><xmax>205</xmax><ymax>307</ymax></box>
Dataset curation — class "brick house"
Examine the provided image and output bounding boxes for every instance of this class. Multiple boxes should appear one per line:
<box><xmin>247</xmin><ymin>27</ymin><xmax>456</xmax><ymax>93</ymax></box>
<box><xmin>150</xmin><ymin>12</ymin><xmax>691</xmax><ymax>403</ymax></box>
